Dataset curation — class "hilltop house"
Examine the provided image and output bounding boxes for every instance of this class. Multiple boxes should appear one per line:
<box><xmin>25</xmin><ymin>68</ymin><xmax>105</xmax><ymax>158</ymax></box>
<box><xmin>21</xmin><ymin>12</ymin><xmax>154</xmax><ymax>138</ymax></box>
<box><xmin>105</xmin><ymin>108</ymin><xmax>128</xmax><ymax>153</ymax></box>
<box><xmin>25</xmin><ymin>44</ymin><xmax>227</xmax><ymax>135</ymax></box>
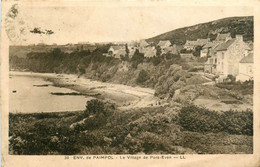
<box><xmin>140</xmin><ymin>46</ymin><xmax>157</xmax><ymax>58</ymax></box>
<box><xmin>236</xmin><ymin>53</ymin><xmax>254</xmax><ymax>81</ymax></box>
<box><xmin>127</xmin><ymin>42</ymin><xmax>138</xmax><ymax>58</ymax></box>
<box><xmin>158</xmin><ymin>40</ymin><xmax>171</xmax><ymax>49</ymax></box>
<box><xmin>205</xmin><ymin>35</ymin><xmax>251</xmax><ymax>77</ymax></box>
<box><xmin>215</xmin><ymin>33</ymin><xmax>232</xmax><ymax>42</ymax></box>
<box><xmin>184</xmin><ymin>38</ymin><xmax>210</xmax><ymax>50</ymax></box>
<box><xmin>108</xmin><ymin>45</ymin><xmax>126</xmax><ymax>58</ymax></box>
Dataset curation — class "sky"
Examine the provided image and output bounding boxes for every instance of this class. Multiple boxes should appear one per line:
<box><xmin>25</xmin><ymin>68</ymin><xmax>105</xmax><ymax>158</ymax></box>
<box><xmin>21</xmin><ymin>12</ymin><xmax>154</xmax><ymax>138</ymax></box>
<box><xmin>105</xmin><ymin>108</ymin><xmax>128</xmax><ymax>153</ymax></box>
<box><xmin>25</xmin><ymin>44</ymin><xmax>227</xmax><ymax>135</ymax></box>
<box><xmin>4</xmin><ymin>4</ymin><xmax>253</xmax><ymax>45</ymax></box>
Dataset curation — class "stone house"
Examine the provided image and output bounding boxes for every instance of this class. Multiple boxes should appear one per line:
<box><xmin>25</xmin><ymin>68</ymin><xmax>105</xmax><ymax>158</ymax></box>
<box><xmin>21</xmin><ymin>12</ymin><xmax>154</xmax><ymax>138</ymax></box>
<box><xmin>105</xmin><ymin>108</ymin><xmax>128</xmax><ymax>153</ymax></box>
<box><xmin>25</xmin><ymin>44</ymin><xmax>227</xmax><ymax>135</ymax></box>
<box><xmin>157</xmin><ymin>40</ymin><xmax>171</xmax><ymax>49</ymax></box>
<box><xmin>214</xmin><ymin>35</ymin><xmax>251</xmax><ymax>77</ymax></box>
<box><xmin>236</xmin><ymin>53</ymin><xmax>254</xmax><ymax>81</ymax></box>
<box><xmin>140</xmin><ymin>46</ymin><xmax>157</xmax><ymax>58</ymax></box>
<box><xmin>108</xmin><ymin>45</ymin><xmax>126</xmax><ymax>59</ymax></box>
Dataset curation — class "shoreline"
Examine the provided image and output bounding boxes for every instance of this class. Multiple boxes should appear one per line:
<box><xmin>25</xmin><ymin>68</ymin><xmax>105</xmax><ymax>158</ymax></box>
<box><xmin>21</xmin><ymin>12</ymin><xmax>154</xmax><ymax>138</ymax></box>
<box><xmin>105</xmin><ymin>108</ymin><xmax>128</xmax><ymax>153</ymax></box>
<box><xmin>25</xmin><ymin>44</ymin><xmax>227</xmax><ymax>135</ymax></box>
<box><xmin>10</xmin><ymin>71</ymin><xmax>159</xmax><ymax>110</ymax></box>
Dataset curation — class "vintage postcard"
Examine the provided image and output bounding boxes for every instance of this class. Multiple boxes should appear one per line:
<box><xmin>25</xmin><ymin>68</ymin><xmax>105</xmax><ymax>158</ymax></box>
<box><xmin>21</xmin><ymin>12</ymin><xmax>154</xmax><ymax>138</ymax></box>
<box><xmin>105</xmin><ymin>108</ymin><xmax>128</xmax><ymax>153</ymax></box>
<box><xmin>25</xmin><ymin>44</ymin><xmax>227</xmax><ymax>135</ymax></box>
<box><xmin>1</xmin><ymin>0</ymin><xmax>260</xmax><ymax>166</ymax></box>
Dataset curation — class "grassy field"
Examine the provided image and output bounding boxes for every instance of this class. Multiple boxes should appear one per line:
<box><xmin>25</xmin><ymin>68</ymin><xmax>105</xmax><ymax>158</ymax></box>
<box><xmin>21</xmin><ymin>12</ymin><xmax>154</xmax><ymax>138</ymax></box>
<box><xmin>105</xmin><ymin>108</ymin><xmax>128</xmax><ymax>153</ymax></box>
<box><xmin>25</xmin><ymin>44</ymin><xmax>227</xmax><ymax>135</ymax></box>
<box><xmin>9</xmin><ymin>102</ymin><xmax>253</xmax><ymax>155</ymax></box>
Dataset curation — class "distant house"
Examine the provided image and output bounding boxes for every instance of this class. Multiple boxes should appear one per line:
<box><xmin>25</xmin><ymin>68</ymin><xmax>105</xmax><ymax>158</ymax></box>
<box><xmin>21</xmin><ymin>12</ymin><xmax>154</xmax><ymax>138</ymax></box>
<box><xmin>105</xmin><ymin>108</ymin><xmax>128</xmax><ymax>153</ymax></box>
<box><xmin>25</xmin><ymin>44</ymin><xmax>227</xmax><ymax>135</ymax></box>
<box><xmin>139</xmin><ymin>40</ymin><xmax>149</xmax><ymax>48</ymax></box>
<box><xmin>215</xmin><ymin>33</ymin><xmax>232</xmax><ymax>42</ymax></box>
<box><xmin>196</xmin><ymin>39</ymin><xmax>210</xmax><ymax>46</ymax></box>
<box><xmin>161</xmin><ymin>45</ymin><xmax>179</xmax><ymax>55</ymax></box>
<box><xmin>127</xmin><ymin>42</ymin><xmax>138</xmax><ymax>58</ymax></box>
<box><xmin>108</xmin><ymin>45</ymin><xmax>126</xmax><ymax>58</ymax></box>
<box><xmin>180</xmin><ymin>53</ymin><xmax>194</xmax><ymax>59</ymax></box>
<box><xmin>129</xmin><ymin>48</ymin><xmax>137</xmax><ymax>58</ymax></box>
<box><xmin>184</xmin><ymin>40</ymin><xmax>198</xmax><ymax>50</ymax></box>
<box><xmin>184</xmin><ymin>38</ymin><xmax>210</xmax><ymax>51</ymax></box>
<box><xmin>212</xmin><ymin>35</ymin><xmax>251</xmax><ymax>77</ymax></box>
<box><xmin>157</xmin><ymin>40</ymin><xmax>171</xmax><ymax>49</ymax></box>
<box><xmin>200</xmin><ymin>41</ymin><xmax>221</xmax><ymax>58</ymax></box>
<box><xmin>236</xmin><ymin>53</ymin><xmax>254</xmax><ymax>81</ymax></box>
<box><xmin>140</xmin><ymin>46</ymin><xmax>156</xmax><ymax>58</ymax></box>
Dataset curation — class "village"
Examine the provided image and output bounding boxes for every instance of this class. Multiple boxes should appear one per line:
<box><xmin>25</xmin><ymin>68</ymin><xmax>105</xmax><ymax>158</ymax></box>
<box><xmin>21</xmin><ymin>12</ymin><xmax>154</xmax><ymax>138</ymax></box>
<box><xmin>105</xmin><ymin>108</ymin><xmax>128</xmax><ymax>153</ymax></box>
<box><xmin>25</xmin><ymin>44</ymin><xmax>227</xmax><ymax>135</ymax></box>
<box><xmin>7</xmin><ymin>10</ymin><xmax>254</xmax><ymax>155</ymax></box>
<box><xmin>105</xmin><ymin>33</ymin><xmax>253</xmax><ymax>83</ymax></box>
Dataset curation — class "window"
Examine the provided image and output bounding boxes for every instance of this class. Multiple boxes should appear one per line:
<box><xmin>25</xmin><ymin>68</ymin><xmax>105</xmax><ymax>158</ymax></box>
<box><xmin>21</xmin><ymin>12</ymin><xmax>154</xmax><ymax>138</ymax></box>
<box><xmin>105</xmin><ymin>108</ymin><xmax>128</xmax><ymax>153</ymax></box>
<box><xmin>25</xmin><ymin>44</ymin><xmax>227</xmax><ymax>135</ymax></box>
<box><xmin>222</xmin><ymin>52</ymin><xmax>224</xmax><ymax>59</ymax></box>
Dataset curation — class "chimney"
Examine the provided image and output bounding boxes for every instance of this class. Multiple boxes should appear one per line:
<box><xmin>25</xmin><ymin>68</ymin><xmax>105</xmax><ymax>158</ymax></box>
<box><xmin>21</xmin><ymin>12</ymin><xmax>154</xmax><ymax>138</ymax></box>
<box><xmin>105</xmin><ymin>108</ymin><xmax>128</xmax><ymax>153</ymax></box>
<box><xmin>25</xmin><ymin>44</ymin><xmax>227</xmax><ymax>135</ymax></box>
<box><xmin>236</xmin><ymin>35</ymin><xmax>243</xmax><ymax>41</ymax></box>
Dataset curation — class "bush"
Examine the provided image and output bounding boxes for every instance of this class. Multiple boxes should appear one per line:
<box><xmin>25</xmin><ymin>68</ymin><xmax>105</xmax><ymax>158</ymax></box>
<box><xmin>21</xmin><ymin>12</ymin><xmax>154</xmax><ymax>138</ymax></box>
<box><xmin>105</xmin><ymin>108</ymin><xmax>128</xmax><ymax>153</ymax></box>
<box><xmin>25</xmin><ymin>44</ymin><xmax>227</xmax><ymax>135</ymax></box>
<box><xmin>136</xmin><ymin>70</ymin><xmax>150</xmax><ymax>83</ymax></box>
<box><xmin>131</xmin><ymin>49</ymin><xmax>144</xmax><ymax>68</ymax></box>
<box><xmin>178</xmin><ymin>105</ymin><xmax>253</xmax><ymax>135</ymax></box>
<box><xmin>85</xmin><ymin>99</ymin><xmax>105</xmax><ymax>116</ymax></box>
<box><xmin>151</xmin><ymin>57</ymin><xmax>161</xmax><ymax>66</ymax></box>
<box><xmin>216</xmin><ymin>80</ymin><xmax>253</xmax><ymax>95</ymax></box>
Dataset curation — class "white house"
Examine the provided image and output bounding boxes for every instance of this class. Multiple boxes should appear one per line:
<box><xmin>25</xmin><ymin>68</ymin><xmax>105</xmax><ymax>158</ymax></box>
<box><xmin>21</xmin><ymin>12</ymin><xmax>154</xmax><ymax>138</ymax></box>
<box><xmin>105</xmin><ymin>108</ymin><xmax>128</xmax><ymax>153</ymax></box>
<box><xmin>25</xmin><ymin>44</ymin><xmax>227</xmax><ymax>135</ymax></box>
<box><xmin>158</xmin><ymin>40</ymin><xmax>171</xmax><ymax>49</ymax></box>
<box><xmin>108</xmin><ymin>45</ymin><xmax>126</xmax><ymax>58</ymax></box>
<box><xmin>236</xmin><ymin>53</ymin><xmax>254</xmax><ymax>81</ymax></box>
<box><xmin>141</xmin><ymin>46</ymin><xmax>156</xmax><ymax>58</ymax></box>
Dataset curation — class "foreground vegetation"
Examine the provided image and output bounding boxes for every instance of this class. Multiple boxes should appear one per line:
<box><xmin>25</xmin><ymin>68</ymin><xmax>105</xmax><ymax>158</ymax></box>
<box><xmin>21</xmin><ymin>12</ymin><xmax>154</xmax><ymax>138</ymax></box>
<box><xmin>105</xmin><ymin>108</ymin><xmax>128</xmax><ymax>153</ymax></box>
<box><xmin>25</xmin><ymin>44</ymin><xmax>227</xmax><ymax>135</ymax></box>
<box><xmin>9</xmin><ymin>100</ymin><xmax>253</xmax><ymax>155</ymax></box>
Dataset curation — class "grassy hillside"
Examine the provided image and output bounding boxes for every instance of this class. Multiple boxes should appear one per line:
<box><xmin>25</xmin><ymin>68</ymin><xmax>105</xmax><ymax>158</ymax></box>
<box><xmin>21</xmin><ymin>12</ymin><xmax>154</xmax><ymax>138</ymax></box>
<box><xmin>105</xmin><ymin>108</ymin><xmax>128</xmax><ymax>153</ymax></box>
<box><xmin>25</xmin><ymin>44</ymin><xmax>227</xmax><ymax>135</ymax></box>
<box><xmin>9</xmin><ymin>103</ymin><xmax>253</xmax><ymax>155</ymax></box>
<box><xmin>147</xmin><ymin>16</ymin><xmax>253</xmax><ymax>45</ymax></box>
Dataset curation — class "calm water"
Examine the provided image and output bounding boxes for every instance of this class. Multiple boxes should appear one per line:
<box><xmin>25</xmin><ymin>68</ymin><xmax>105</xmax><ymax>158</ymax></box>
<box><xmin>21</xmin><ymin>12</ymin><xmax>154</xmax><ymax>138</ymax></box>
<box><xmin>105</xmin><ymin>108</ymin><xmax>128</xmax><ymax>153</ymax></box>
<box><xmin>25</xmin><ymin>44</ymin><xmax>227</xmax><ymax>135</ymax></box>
<box><xmin>10</xmin><ymin>75</ymin><xmax>91</xmax><ymax>113</ymax></box>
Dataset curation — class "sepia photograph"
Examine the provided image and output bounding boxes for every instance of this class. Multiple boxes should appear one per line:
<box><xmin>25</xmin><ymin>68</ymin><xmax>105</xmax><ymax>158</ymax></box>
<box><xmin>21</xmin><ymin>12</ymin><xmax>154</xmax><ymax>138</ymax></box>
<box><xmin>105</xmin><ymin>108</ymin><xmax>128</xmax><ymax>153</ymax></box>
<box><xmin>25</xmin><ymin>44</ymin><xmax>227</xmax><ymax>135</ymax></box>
<box><xmin>2</xmin><ymin>1</ymin><xmax>257</xmax><ymax>159</ymax></box>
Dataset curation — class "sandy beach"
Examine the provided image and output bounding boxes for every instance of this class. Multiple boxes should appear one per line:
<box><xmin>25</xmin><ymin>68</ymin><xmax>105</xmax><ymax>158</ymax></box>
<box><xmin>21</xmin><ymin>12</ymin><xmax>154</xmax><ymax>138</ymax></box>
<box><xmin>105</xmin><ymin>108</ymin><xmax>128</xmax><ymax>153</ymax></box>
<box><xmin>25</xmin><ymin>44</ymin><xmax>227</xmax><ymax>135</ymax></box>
<box><xmin>10</xmin><ymin>71</ymin><xmax>159</xmax><ymax>110</ymax></box>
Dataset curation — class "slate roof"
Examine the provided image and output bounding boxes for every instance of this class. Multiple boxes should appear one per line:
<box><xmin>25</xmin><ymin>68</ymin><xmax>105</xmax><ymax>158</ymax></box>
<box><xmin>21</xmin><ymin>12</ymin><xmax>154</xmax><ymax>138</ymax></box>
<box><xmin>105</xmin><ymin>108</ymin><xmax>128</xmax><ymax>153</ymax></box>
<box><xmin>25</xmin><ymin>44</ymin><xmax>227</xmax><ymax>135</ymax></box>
<box><xmin>240</xmin><ymin>53</ymin><xmax>253</xmax><ymax>63</ymax></box>
<box><xmin>196</xmin><ymin>39</ymin><xmax>210</xmax><ymax>45</ymax></box>
<box><xmin>203</xmin><ymin>41</ymin><xmax>221</xmax><ymax>49</ymax></box>
<box><xmin>215</xmin><ymin>39</ymin><xmax>236</xmax><ymax>51</ymax></box>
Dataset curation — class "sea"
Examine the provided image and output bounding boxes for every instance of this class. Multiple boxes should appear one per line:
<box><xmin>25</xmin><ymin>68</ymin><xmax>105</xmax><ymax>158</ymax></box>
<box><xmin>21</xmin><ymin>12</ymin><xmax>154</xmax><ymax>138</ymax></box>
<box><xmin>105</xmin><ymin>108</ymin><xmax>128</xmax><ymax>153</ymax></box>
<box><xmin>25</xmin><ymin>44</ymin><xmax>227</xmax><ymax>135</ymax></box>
<box><xmin>9</xmin><ymin>75</ymin><xmax>91</xmax><ymax>113</ymax></box>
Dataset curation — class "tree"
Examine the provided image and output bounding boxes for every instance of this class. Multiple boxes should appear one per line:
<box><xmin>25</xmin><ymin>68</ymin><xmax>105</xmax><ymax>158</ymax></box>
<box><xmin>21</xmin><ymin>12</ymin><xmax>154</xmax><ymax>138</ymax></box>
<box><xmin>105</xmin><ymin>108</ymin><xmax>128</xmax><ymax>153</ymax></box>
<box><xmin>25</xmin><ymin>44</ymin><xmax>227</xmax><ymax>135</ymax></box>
<box><xmin>85</xmin><ymin>99</ymin><xmax>105</xmax><ymax>116</ymax></box>
<box><xmin>125</xmin><ymin>44</ymin><xmax>129</xmax><ymax>57</ymax></box>
<box><xmin>131</xmin><ymin>49</ymin><xmax>144</xmax><ymax>68</ymax></box>
<box><xmin>151</xmin><ymin>56</ymin><xmax>161</xmax><ymax>66</ymax></box>
<box><xmin>193</xmin><ymin>46</ymin><xmax>202</xmax><ymax>57</ymax></box>
<box><xmin>155</xmin><ymin>46</ymin><xmax>162</xmax><ymax>56</ymax></box>
<box><xmin>136</xmin><ymin>70</ymin><xmax>150</xmax><ymax>83</ymax></box>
